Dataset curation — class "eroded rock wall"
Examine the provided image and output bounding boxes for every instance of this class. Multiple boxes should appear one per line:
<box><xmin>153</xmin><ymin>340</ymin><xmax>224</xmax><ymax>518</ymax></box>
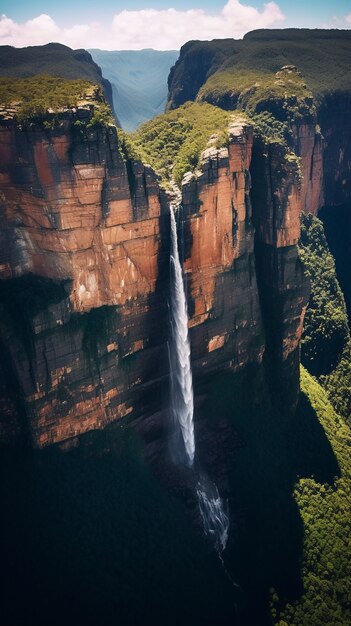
<box><xmin>182</xmin><ymin>121</ymin><xmax>265</xmax><ymax>380</ymax></box>
<box><xmin>0</xmin><ymin>110</ymin><xmax>170</xmax><ymax>445</ymax></box>
<box><xmin>0</xmin><ymin>111</ymin><xmax>308</xmax><ymax>446</ymax></box>
<box><xmin>250</xmin><ymin>134</ymin><xmax>310</xmax><ymax>408</ymax></box>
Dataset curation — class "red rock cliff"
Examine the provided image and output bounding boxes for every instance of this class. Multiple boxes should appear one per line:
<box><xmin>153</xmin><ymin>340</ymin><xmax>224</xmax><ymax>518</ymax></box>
<box><xmin>0</xmin><ymin>109</ymin><xmax>308</xmax><ymax>447</ymax></box>
<box><xmin>181</xmin><ymin>119</ymin><xmax>265</xmax><ymax>379</ymax></box>
<box><xmin>0</xmin><ymin>108</ymin><xmax>170</xmax><ymax>445</ymax></box>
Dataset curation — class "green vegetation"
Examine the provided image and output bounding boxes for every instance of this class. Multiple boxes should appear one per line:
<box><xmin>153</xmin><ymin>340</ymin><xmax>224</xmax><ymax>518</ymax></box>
<box><xmin>299</xmin><ymin>213</ymin><xmax>351</xmax><ymax>424</ymax></box>
<box><xmin>199</xmin><ymin>65</ymin><xmax>315</xmax><ymax>127</ymax></box>
<box><xmin>130</xmin><ymin>101</ymin><xmax>230</xmax><ymax>186</ymax></box>
<box><xmin>86</xmin><ymin>101</ymin><xmax>115</xmax><ymax>128</ymax></box>
<box><xmin>116</xmin><ymin>126</ymin><xmax>145</xmax><ymax>163</ymax></box>
<box><xmin>202</xmin><ymin>362</ymin><xmax>350</xmax><ymax>625</ymax></box>
<box><xmin>0</xmin><ymin>75</ymin><xmax>91</xmax><ymax>118</ymax></box>
<box><xmin>275</xmin><ymin>367</ymin><xmax>351</xmax><ymax>626</ymax></box>
<box><xmin>299</xmin><ymin>213</ymin><xmax>350</xmax><ymax>376</ymax></box>
<box><xmin>322</xmin><ymin>344</ymin><xmax>351</xmax><ymax>425</ymax></box>
<box><xmin>251</xmin><ymin>111</ymin><xmax>288</xmax><ymax>144</ymax></box>
<box><xmin>0</xmin><ymin>75</ymin><xmax>114</xmax><ymax>127</ymax></box>
<box><xmin>0</xmin><ymin>41</ymin><xmax>114</xmax><ymax>115</ymax></box>
<box><xmin>0</xmin><ymin>42</ymin><xmax>104</xmax><ymax>82</ymax></box>
<box><xmin>169</xmin><ymin>30</ymin><xmax>351</xmax><ymax>111</ymax></box>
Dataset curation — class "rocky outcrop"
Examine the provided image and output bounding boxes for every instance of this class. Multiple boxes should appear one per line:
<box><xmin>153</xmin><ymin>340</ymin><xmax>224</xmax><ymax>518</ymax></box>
<box><xmin>292</xmin><ymin>122</ymin><xmax>324</xmax><ymax>215</ymax></box>
<box><xmin>0</xmin><ymin>112</ymin><xmax>164</xmax><ymax>308</ymax></box>
<box><xmin>181</xmin><ymin>118</ymin><xmax>308</xmax><ymax>409</ymax></box>
<box><xmin>0</xmin><ymin>107</ymin><xmax>308</xmax><ymax>447</ymax></box>
<box><xmin>182</xmin><ymin>120</ymin><xmax>265</xmax><ymax>379</ymax></box>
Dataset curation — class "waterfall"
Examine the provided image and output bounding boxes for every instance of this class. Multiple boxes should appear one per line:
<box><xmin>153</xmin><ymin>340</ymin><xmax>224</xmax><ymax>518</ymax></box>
<box><xmin>196</xmin><ymin>477</ymin><xmax>229</xmax><ymax>554</ymax></box>
<box><xmin>169</xmin><ymin>205</ymin><xmax>195</xmax><ymax>467</ymax></box>
<box><xmin>168</xmin><ymin>205</ymin><xmax>229</xmax><ymax>554</ymax></box>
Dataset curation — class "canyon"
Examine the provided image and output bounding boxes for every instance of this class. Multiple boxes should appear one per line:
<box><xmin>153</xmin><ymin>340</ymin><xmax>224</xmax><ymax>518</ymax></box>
<box><xmin>0</xmin><ymin>32</ymin><xmax>350</xmax><ymax>458</ymax></box>
<box><xmin>0</xmin><ymin>103</ymin><xmax>313</xmax><ymax>449</ymax></box>
<box><xmin>0</xmin><ymin>29</ymin><xmax>351</xmax><ymax>626</ymax></box>
<box><xmin>89</xmin><ymin>49</ymin><xmax>178</xmax><ymax>131</ymax></box>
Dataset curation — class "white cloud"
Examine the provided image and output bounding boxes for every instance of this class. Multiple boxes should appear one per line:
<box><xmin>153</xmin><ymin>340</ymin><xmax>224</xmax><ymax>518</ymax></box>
<box><xmin>111</xmin><ymin>1</ymin><xmax>284</xmax><ymax>49</ymax></box>
<box><xmin>322</xmin><ymin>13</ymin><xmax>351</xmax><ymax>29</ymax></box>
<box><xmin>0</xmin><ymin>14</ymin><xmax>60</xmax><ymax>47</ymax></box>
<box><xmin>0</xmin><ymin>1</ymin><xmax>285</xmax><ymax>50</ymax></box>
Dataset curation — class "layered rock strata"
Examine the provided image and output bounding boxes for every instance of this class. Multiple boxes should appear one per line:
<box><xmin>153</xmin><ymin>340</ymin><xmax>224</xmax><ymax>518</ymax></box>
<box><xmin>0</xmin><ymin>108</ymin><xmax>170</xmax><ymax>445</ymax></box>
<box><xmin>182</xmin><ymin>120</ymin><xmax>265</xmax><ymax>379</ymax></box>
<box><xmin>0</xmin><ymin>109</ymin><xmax>308</xmax><ymax>446</ymax></box>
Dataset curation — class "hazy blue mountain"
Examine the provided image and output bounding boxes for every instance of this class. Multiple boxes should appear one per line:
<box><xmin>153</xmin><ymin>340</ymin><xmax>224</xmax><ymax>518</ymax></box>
<box><xmin>89</xmin><ymin>49</ymin><xmax>178</xmax><ymax>132</ymax></box>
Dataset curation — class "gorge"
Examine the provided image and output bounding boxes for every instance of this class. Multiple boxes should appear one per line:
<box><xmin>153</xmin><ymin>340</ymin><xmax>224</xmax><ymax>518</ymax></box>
<box><xmin>0</xmin><ymin>28</ymin><xmax>350</xmax><ymax>626</ymax></box>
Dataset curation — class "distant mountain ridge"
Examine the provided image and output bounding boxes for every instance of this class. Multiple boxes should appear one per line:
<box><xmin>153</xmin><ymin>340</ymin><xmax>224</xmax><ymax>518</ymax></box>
<box><xmin>167</xmin><ymin>29</ymin><xmax>351</xmax><ymax>110</ymax></box>
<box><xmin>89</xmin><ymin>49</ymin><xmax>178</xmax><ymax>131</ymax></box>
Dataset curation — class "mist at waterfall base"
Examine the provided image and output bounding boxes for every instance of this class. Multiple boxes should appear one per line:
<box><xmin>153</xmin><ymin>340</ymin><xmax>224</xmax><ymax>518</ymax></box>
<box><xmin>168</xmin><ymin>206</ymin><xmax>229</xmax><ymax>555</ymax></box>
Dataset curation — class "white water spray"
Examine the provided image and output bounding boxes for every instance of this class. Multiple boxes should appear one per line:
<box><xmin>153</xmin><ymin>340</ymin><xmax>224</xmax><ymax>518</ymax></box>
<box><xmin>197</xmin><ymin>477</ymin><xmax>229</xmax><ymax>554</ymax></box>
<box><xmin>168</xmin><ymin>205</ymin><xmax>229</xmax><ymax>554</ymax></box>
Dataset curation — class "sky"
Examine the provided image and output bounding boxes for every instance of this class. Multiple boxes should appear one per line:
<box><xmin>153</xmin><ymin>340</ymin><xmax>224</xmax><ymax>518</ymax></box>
<box><xmin>0</xmin><ymin>0</ymin><xmax>350</xmax><ymax>50</ymax></box>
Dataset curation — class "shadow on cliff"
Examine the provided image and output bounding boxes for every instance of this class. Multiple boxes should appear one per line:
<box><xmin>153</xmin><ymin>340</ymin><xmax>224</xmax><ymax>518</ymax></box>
<box><xmin>0</xmin><ymin>426</ymin><xmax>237</xmax><ymax>626</ymax></box>
<box><xmin>320</xmin><ymin>203</ymin><xmax>351</xmax><ymax>326</ymax></box>
<box><xmin>200</xmin><ymin>363</ymin><xmax>341</xmax><ymax>626</ymax></box>
<box><xmin>0</xmin><ymin>203</ymin><xmax>237</xmax><ymax>626</ymax></box>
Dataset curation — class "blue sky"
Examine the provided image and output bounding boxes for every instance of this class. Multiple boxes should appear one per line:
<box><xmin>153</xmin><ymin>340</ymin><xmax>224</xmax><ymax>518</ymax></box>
<box><xmin>1</xmin><ymin>0</ymin><xmax>350</xmax><ymax>49</ymax></box>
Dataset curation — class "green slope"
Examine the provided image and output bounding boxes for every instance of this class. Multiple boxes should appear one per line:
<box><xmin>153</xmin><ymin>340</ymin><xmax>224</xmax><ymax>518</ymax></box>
<box><xmin>0</xmin><ymin>43</ymin><xmax>114</xmax><ymax>114</ymax></box>
<box><xmin>167</xmin><ymin>29</ymin><xmax>351</xmax><ymax>111</ymax></box>
<box><xmin>199</xmin><ymin>359</ymin><xmax>350</xmax><ymax>625</ymax></box>
<box><xmin>276</xmin><ymin>367</ymin><xmax>351</xmax><ymax>626</ymax></box>
<box><xmin>299</xmin><ymin>213</ymin><xmax>351</xmax><ymax>425</ymax></box>
<box><xmin>130</xmin><ymin>101</ymin><xmax>230</xmax><ymax>186</ymax></box>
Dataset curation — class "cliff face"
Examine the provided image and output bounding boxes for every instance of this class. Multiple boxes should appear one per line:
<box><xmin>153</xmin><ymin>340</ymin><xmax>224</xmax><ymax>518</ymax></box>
<box><xmin>0</xmin><ymin>116</ymin><xmax>163</xmax><ymax>309</ymax></box>
<box><xmin>0</xmin><ymin>108</ymin><xmax>308</xmax><ymax>447</ymax></box>
<box><xmin>0</xmin><ymin>109</ymin><xmax>170</xmax><ymax>445</ymax></box>
<box><xmin>250</xmin><ymin>130</ymin><xmax>310</xmax><ymax>406</ymax></box>
<box><xmin>167</xmin><ymin>31</ymin><xmax>351</xmax><ymax>216</ymax></box>
<box><xmin>182</xmin><ymin>120</ymin><xmax>264</xmax><ymax>377</ymax></box>
<box><xmin>166</xmin><ymin>40</ymin><xmax>230</xmax><ymax>111</ymax></box>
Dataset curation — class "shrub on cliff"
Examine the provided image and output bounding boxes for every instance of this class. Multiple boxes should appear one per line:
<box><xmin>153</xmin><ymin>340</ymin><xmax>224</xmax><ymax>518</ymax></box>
<box><xmin>87</xmin><ymin>102</ymin><xmax>114</xmax><ymax>128</ymax></box>
<box><xmin>130</xmin><ymin>101</ymin><xmax>230</xmax><ymax>186</ymax></box>
<box><xmin>0</xmin><ymin>75</ymin><xmax>106</xmax><ymax>123</ymax></box>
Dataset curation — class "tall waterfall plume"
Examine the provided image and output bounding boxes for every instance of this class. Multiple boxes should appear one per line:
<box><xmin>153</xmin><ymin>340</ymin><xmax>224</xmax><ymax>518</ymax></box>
<box><xmin>169</xmin><ymin>205</ymin><xmax>195</xmax><ymax>467</ymax></box>
<box><xmin>168</xmin><ymin>205</ymin><xmax>229</xmax><ymax>554</ymax></box>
